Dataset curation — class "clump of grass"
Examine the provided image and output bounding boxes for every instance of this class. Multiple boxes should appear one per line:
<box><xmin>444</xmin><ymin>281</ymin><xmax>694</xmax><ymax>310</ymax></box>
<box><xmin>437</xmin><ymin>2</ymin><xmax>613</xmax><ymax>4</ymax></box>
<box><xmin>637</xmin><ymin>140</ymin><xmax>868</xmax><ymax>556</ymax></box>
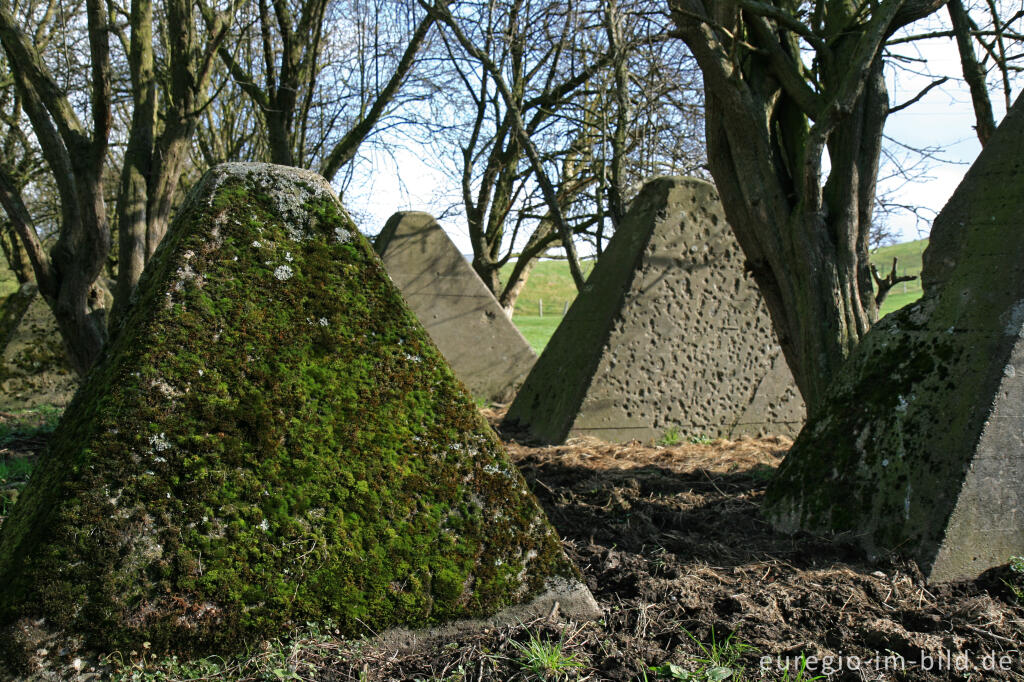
<box><xmin>650</xmin><ymin>627</ymin><xmax>751</xmax><ymax>680</ymax></box>
<box><xmin>0</xmin><ymin>456</ymin><xmax>34</xmax><ymax>482</ymax></box>
<box><xmin>0</xmin><ymin>454</ymin><xmax>36</xmax><ymax>520</ymax></box>
<box><xmin>648</xmin><ymin>628</ymin><xmax>824</xmax><ymax>681</ymax></box>
<box><xmin>659</xmin><ymin>427</ymin><xmax>682</xmax><ymax>446</ymax></box>
<box><xmin>510</xmin><ymin>629</ymin><xmax>586</xmax><ymax>681</ymax></box>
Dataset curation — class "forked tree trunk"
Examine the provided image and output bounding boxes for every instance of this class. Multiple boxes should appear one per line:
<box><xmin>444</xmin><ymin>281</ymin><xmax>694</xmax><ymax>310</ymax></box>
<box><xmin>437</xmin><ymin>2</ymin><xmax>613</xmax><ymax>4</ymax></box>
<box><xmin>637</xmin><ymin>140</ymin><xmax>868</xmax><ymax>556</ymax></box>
<box><xmin>0</xmin><ymin>0</ymin><xmax>112</xmax><ymax>376</ymax></box>
<box><xmin>112</xmin><ymin>0</ymin><xmax>228</xmax><ymax>324</ymax></box>
<box><xmin>670</xmin><ymin>0</ymin><xmax>944</xmax><ymax>416</ymax></box>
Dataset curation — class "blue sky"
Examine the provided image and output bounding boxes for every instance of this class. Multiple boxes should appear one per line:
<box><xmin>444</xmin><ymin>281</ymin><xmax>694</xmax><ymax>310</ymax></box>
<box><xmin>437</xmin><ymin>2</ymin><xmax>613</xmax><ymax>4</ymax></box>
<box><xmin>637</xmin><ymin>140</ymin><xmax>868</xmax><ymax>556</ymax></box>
<box><xmin>344</xmin><ymin>20</ymin><xmax>1016</xmax><ymax>253</ymax></box>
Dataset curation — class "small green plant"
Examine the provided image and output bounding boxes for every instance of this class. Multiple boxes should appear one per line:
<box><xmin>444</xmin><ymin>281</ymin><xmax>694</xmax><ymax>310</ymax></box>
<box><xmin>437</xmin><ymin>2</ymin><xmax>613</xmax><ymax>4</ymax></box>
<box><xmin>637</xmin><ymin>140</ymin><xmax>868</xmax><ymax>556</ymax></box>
<box><xmin>510</xmin><ymin>629</ymin><xmax>586</xmax><ymax>681</ymax></box>
<box><xmin>1003</xmin><ymin>555</ymin><xmax>1024</xmax><ymax>602</ymax></box>
<box><xmin>0</xmin><ymin>456</ymin><xmax>34</xmax><ymax>519</ymax></box>
<box><xmin>659</xmin><ymin>427</ymin><xmax>682</xmax><ymax>446</ymax></box>
<box><xmin>687</xmin><ymin>434</ymin><xmax>714</xmax><ymax>445</ymax></box>
<box><xmin>0</xmin><ymin>457</ymin><xmax>34</xmax><ymax>482</ymax></box>
<box><xmin>650</xmin><ymin>627</ymin><xmax>753</xmax><ymax>681</ymax></box>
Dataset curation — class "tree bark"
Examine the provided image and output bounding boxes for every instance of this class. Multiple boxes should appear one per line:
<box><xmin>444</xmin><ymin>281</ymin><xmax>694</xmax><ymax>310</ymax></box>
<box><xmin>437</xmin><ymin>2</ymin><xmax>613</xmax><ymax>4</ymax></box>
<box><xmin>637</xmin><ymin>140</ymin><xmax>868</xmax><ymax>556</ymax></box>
<box><xmin>0</xmin><ymin>222</ymin><xmax>33</xmax><ymax>285</ymax></box>
<box><xmin>111</xmin><ymin>0</ymin><xmax>229</xmax><ymax>324</ymax></box>
<box><xmin>947</xmin><ymin>0</ymin><xmax>996</xmax><ymax>146</ymax></box>
<box><xmin>0</xmin><ymin>0</ymin><xmax>112</xmax><ymax>375</ymax></box>
<box><xmin>113</xmin><ymin>0</ymin><xmax>155</xmax><ymax>320</ymax></box>
<box><xmin>671</xmin><ymin>0</ymin><xmax>946</xmax><ymax>415</ymax></box>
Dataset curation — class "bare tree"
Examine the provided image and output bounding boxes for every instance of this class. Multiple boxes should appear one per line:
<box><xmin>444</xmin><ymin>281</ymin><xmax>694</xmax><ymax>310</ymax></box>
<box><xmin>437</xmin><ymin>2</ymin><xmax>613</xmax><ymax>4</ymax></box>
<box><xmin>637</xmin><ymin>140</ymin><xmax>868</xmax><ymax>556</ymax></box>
<box><xmin>667</xmin><ymin>1</ymin><xmax>954</xmax><ymax>415</ymax></box>
<box><xmin>108</xmin><ymin>0</ymin><xmax>233</xmax><ymax>323</ymax></box>
<box><xmin>200</xmin><ymin>0</ymin><xmax>437</xmax><ymax>181</ymax></box>
<box><xmin>0</xmin><ymin>0</ymin><xmax>113</xmax><ymax>374</ymax></box>
<box><xmin>423</xmin><ymin>0</ymin><xmax>704</xmax><ymax>314</ymax></box>
<box><xmin>422</xmin><ymin>0</ymin><xmax>606</xmax><ymax>301</ymax></box>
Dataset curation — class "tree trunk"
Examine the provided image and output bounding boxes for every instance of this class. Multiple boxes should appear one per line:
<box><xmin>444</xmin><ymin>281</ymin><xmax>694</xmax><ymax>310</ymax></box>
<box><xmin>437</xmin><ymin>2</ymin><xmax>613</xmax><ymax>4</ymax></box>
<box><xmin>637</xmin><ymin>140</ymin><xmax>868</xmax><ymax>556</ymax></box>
<box><xmin>113</xmin><ymin>0</ymin><xmax>155</xmax><ymax>323</ymax></box>
<box><xmin>498</xmin><ymin>256</ymin><xmax>537</xmax><ymax>317</ymax></box>
<box><xmin>701</xmin><ymin>64</ymin><xmax>884</xmax><ymax>414</ymax></box>
<box><xmin>948</xmin><ymin>0</ymin><xmax>996</xmax><ymax>146</ymax></box>
<box><xmin>0</xmin><ymin>221</ymin><xmax>35</xmax><ymax>285</ymax></box>
<box><xmin>668</xmin><ymin>1</ymin><xmax>940</xmax><ymax>416</ymax></box>
<box><xmin>112</xmin><ymin>0</ymin><xmax>227</xmax><ymax>323</ymax></box>
<box><xmin>472</xmin><ymin>255</ymin><xmax>502</xmax><ymax>298</ymax></box>
<box><xmin>50</xmin><ymin>165</ymin><xmax>110</xmax><ymax>376</ymax></box>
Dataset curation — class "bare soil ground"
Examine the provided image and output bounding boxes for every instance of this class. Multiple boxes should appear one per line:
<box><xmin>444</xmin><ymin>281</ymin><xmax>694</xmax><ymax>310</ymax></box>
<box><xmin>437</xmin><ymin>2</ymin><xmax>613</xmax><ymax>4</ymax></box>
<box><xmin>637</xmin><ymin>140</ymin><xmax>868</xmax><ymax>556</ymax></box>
<box><xmin>2</xmin><ymin>410</ymin><xmax>1023</xmax><ymax>681</ymax></box>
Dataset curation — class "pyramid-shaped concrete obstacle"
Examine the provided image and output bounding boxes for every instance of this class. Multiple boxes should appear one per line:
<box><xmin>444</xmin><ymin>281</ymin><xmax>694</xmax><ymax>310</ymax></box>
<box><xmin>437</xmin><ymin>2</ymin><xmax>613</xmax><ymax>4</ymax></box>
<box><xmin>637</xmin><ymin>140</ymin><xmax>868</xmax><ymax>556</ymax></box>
<box><xmin>0</xmin><ymin>163</ymin><xmax>597</xmax><ymax>664</ymax></box>
<box><xmin>504</xmin><ymin>177</ymin><xmax>804</xmax><ymax>443</ymax></box>
<box><xmin>764</xmin><ymin>96</ymin><xmax>1024</xmax><ymax>583</ymax></box>
<box><xmin>0</xmin><ymin>284</ymin><xmax>78</xmax><ymax>409</ymax></box>
<box><xmin>374</xmin><ymin>212</ymin><xmax>537</xmax><ymax>403</ymax></box>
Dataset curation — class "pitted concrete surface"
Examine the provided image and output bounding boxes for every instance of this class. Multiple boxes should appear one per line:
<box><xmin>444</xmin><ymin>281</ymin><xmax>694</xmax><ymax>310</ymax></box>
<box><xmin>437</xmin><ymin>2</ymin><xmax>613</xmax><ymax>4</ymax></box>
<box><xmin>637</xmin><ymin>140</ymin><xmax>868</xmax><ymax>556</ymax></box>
<box><xmin>0</xmin><ymin>284</ymin><xmax>78</xmax><ymax>409</ymax></box>
<box><xmin>375</xmin><ymin>212</ymin><xmax>536</xmax><ymax>403</ymax></box>
<box><xmin>765</xmin><ymin>95</ymin><xmax>1024</xmax><ymax>583</ymax></box>
<box><xmin>504</xmin><ymin>177</ymin><xmax>804</xmax><ymax>443</ymax></box>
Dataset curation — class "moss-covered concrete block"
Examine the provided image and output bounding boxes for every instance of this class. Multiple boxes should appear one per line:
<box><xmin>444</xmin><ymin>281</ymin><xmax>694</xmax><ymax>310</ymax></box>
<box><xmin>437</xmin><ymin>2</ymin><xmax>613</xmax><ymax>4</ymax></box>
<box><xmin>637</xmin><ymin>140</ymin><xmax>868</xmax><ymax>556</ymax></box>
<box><xmin>0</xmin><ymin>163</ymin><xmax>596</xmax><ymax>668</ymax></box>
<box><xmin>764</xmin><ymin>95</ymin><xmax>1024</xmax><ymax>583</ymax></box>
<box><xmin>503</xmin><ymin>177</ymin><xmax>804</xmax><ymax>443</ymax></box>
<box><xmin>0</xmin><ymin>284</ymin><xmax>78</xmax><ymax>409</ymax></box>
<box><xmin>374</xmin><ymin>212</ymin><xmax>536</xmax><ymax>403</ymax></box>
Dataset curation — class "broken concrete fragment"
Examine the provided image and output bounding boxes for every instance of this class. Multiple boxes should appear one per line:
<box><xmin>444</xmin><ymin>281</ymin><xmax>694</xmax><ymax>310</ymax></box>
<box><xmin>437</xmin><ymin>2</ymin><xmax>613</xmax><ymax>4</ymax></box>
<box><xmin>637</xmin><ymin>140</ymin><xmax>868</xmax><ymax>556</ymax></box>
<box><xmin>504</xmin><ymin>176</ymin><xmax>804</xmax><ymax>443</ymax></box>
<box><xmin>764</xmin><ymin>94</ymin><xmax>1024</xmax><ymax>583</ymax></box>
<box><xmin>375</xmin><ymin>212</ymin><xmax>536</xmax><ymax>403</ymax></box>
<box><xmin>0</xmin><ymin>163</ymin><xmax>597</xmax><ymax>669</ymax></box>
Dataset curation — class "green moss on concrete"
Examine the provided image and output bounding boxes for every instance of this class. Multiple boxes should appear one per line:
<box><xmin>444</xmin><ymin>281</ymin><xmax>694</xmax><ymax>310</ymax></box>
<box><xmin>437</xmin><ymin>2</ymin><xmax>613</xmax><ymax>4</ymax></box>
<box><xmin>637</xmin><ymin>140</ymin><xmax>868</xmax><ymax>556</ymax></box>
<box><xmin>0</xmin><ymin>164</ymin><xmax>574</xmax><ymax>665</ymax></box>
<box><xmin>764</xmin><ymin>299</ymin><xmax>971</xmax><ymax>552</ymax></box>
<box><xmin>765</xmin><ymin>95</ymin><xmax>1024</xmax><ymax>580</ymax></box>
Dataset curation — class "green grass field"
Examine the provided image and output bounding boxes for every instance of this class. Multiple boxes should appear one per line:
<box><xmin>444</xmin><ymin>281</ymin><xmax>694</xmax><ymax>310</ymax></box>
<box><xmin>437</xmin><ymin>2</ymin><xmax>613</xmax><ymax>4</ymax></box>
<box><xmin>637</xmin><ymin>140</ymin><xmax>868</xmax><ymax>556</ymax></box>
<box><xmin>870</xmin><ymin>238</ymin><xmax>926</xmax><ymax>318</ymax></box>
<box><xmin>509</xmin><ymin>239</ymin><xmax>929</xmax><ymax>352</ymax></box>
<box><xmin>499</xmin><ymin>258</ymin><xmax>596</xmax><ymax>317</ymax></box>
<box><xmin>514</xmin><ymin>315</ymin><xmax>559</xmax><ymax>353</ymax></box>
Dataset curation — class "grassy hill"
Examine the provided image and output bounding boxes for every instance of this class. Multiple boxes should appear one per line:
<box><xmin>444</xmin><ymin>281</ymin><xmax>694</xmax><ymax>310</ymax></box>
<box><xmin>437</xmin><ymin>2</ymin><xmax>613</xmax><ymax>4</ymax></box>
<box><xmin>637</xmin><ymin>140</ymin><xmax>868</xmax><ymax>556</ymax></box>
<box><xmin>499</xmin><ymin>258</ymin><xmax>596</xmax><ymax>317</ymax></box>
<box><xmin>506</xmin><ymin>239</ymin><xmax>929</xmax><ymax>352</ymax></box>
<box><xmin>871</xmin><ymin>238</ymin><xmax>926</xmax><ymax>317</ymax></box>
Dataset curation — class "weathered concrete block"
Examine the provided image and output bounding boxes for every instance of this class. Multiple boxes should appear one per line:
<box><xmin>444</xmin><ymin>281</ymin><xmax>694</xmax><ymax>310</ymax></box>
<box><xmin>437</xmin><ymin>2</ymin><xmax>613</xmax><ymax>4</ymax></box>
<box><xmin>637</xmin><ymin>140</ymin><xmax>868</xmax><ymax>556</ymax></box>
<box><xmin>0</xmin><ymin>163</ymin><xmax>597</xmax><ymax>666</ymax></box>
<box><xmin>764</xmin><ymin>95</ymin><xmax>1024</xmax><ymax>583</ymax></box>
<box><xmin>503</xmin><ymin>177</ymin><xmax>804</xmax><ymax>443</ymax></box>
<box><xmin>0</xmin><ymin>284</ymin><xmax>78</xmax><ymax>409</ymax></box>
<box><xmin>374</xmin><ymin>212</ymin><xmax>536</xmax><ymax>403</ymax></box>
